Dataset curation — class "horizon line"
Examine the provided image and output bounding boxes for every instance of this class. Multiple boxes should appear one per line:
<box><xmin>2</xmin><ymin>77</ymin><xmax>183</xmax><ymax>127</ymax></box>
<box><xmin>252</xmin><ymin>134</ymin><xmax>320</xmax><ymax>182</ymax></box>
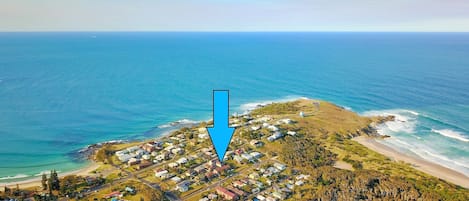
<box><xmin>1</xmin><ymin>30</ymin><xmax>469</xmax><ymax>33</ymax></box>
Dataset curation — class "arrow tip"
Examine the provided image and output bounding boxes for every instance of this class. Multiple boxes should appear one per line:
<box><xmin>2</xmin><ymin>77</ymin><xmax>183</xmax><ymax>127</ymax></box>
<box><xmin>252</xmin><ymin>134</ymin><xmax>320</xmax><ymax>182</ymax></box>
<box><xmin>207</xmin><ymin>127</ymin><xmax>235</xmax><ymax>162</ymax></box>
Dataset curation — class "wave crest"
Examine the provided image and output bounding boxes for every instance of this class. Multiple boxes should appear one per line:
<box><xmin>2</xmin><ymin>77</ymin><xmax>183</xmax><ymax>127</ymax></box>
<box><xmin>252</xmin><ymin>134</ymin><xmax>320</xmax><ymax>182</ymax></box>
<box><xmin>431</xmin><ymin>129</ymin><xmax>469</xmax><ymax>142</ymax></box>
<box><xmin>157</xmin><ymin>119</ymin><xmax>199</xmax><ymax>128</ymax></box>
<box><xmin>363</xmin><ymin>109</ymin><xmax>419</xmax><ymax>134</ymax></box>
<box><xmin>0</xmin><ymin>174</ymin><xmax>29</xmax><ymax>181</ymax></box>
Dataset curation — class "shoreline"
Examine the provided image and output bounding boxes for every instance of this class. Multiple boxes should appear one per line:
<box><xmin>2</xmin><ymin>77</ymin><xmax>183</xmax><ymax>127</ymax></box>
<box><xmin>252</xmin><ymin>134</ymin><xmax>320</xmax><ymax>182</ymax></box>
<box><xmin>353</xmin><ymin>136</ymin><xmax>469</xmax><ymax>189</ymax></box>
<box><xmin>0</xmin><ymin>123</ymin><xmax>189</xmax><ymax>189</ymax></box>
<box><xmin>0</xmin><ymin>161</ymin><xmax>100</xmax><ymax>189</ymax></box>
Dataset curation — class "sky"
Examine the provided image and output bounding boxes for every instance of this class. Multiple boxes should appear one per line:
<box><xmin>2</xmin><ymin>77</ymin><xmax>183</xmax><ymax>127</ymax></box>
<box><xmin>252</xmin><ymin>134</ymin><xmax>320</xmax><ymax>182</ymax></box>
<box><xmin>1</xmin><ymin>0</ymin><xmax>469</xmax><ymax>32</ymax></box>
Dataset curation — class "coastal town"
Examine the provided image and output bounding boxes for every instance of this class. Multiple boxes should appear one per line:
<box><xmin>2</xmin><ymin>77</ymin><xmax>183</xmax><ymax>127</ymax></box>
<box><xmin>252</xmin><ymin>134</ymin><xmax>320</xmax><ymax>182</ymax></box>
<box><xmin>2</xmin><ymin>99</ymin><xmax>469</xmax><ymax>201</ymax></box>
<box><xmin>89</xmin><ymin>102</ymin><xmax>309</xmax><ymax>201</ymax></box>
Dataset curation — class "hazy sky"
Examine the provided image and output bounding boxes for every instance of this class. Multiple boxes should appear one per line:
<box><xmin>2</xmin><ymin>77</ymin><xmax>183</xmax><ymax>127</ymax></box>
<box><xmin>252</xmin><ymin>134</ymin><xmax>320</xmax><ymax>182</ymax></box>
<box><xmin>1</xmin><ymin>0</ymin><xmax>469</xmax><ymax>32</ymax></box>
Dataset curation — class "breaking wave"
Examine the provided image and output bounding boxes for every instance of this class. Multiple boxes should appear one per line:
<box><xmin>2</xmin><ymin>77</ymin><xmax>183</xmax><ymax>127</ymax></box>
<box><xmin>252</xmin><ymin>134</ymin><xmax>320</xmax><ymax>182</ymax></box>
<box><xmin>362</xmin><ymin>109</ymin><xmax>419</xmax><ymax>133</ymax></box>
<box><xmin>363</xmin><ymin>108</ymin><xmax>469</xmax><ymax>176</ymax></box>
<box><xmin>0</xmin><ymin>174</ymin><xmax>29</xmax><ymax>181</ymax></box>
<box><xmin>431</xmin><ymin>129</ymin><xmax>469</xmax><ymax>142</ymax></box>
<box><xmin>157</xmin><ymin>119</ymin><xmax>199</xmax><ymax>128</ymax></box>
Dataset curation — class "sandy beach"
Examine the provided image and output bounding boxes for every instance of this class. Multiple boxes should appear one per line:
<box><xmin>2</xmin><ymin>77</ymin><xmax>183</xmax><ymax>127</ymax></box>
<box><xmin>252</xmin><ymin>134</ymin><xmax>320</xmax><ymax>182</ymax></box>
<box><xmin>354</xmin><ymin>136</ymin><xmax>469</xmax><ymax>189</ymax></box>
<box><xmin>0</xmin><ymin>162</ymin><xmax>100</xmax><ymax>189</ymax></box>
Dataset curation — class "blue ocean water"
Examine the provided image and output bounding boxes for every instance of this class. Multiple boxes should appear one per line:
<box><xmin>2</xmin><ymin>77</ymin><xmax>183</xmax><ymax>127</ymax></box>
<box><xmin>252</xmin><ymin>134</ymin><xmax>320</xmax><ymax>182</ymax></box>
<box><xmin>0</xmin><ymin>32</ymin><xmax>468</xmax><ymax>181</ymax></box>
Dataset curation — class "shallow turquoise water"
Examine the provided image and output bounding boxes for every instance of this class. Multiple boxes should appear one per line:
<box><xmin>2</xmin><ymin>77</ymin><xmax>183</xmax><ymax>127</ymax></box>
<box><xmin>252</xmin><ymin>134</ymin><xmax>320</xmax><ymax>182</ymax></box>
<box><xmin>0</xmin><ymin>32</ymin><xmax>468</xmax><ymax>181</ymax></box>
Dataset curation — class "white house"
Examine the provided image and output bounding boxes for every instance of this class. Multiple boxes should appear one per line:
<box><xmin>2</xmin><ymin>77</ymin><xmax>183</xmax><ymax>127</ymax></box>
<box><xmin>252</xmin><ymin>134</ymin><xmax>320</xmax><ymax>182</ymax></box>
<box><xmin>155</xmin><ymin>169</ymin><xmax>169</xmax><ymax>178</ymax></box>
<box><xmin>287</xmin><ymin>131</ymin><xmax>297</xmax><ymax>136</ymax></box>
<box><xmin>177</xmin><ymin>157</ymin><xmax>188</xmax><ymax>165</ymax></box>
<box><xmin>274</xmin><ymin>162</ymin><xmax>287</xmax><ymax>171</ymax></box>
<box><xmin>267</xmin><ymin>125</ymin><xmax>279</xmax><ymax>132</ymax></box>
<box><xmin>168</xmin><ymin>162</ymin><xmax>179</xmax><ymax>168</ymax></box>
<box><xmin>267</xmin><ymin>132</ymin><xmax>284</xmax><ymax>142</ymax></box>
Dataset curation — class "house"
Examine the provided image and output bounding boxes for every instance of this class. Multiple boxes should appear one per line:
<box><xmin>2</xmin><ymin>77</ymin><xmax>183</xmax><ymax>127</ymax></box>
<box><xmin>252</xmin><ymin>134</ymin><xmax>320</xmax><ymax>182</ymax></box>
<box><xmin>256</xmin><ymin>195</ymin><xmax>266</xmax><ymax>201</ymax></box>
<box><xmin>215</xmin><ymin>186</ymin><xmax>238</xmax><ymax>200</ymax></box>
<box><xmin>299</xmin><ymin>111</ymin><xmax>305</xmax><ymax>118</ymax></box>
<box><xmin>295</xmin><ymin>180</ymin><xmax>305</xmax><ymax>186</ymax></box>
<box><xmin>176</xmin><ymin>180</ymin><xmax>191</xmax><ymax>192</ymax></box>
<box><xmin>232</xmin><ymin>180</ymin><xmax>246</xmax><ymax>188</ymax></box>
<box><xmin>267</xmin><ymin>132</ymin><xmax>284</xmax><ymax>142</ymax></box>
<box><xmin>251</xmin><ymin>126</ymin><xmax>261</xmax><ymax>131</ymax></box>
<box><xmin>214</xmin><ymin>164</ymin><xmax>231</xmax><ymax>175</ymax></box>
<box><xmin>171</xmin><ymin>147</ymin><xmax>184</xmax><ymax>155</ymax></box>
<box><xmin>135</xmin><ymin>149</ymin><xmax>145</xmax><ymax>156</ymax></box>
<box><xmin>126</xmin><ymin>146</ymin><xmax>140</xmax><ymax>153</ymax></box>
<box><xmin>142</xmin><ymin>154</ymin><xmax>151</xmax><ymax>160</ymax></box>
<box><xmin>287</xmin><ymin>131</ymin><xmax>297</xmax><ymax>136</ymax></box>
<box><xmin>272</xmin><ymin>191</ymin><xmax>286</xmax><ymax>200</ymax></box>
<box><xmin>228</xmin><ymin>187</ymin><xmax>247</xmax><ymax>197</ymax></box>
<box><xmin>207</xmin><ymin>193</ymin><xmax>218</xmax><ymax>200</ymax></box>
<box><xmin>142</xmin><ymin>142</ymin><xmax>156</xmax><ymax>152</ymax></box>
<box><xmin>125</xmin><ymin>186</ymin><xmax>136</xmax><ymax>194</ymax></box>
<box><xmin>170</xmin><ymin>176</ymin><xmax>182</xmax><ymax>183</ymax></box>
<box><xmin>154</xmin><ymin>169</ymin><xmax>169</xmax><ymax>178</ymax></box>
<box><xmin>273</xmin><ymin>162</ymin><xmax>287</xmax><ymax>171</ymax></box>
<box><xmin>118</xmin><ymin>153</ymin><xmax>133</xmax><ymax>162</ymax></box>
<box><xmin>198</xmin><ymin>133</ymin><xmax>209</xmax><ymax>139</ymax></box>
<box><xmin>296</xmin><ymin>174</ymin><xmax>310</xmax><ymax>180</ymax></box>
<box><xmin>104</xmin><ymin>191</ymin><xmax>122</xmax><ymax>199</ymax></box>
<box><xmin>205</xmin><ymin>171</ymin><xmax>218</xmax><ymax>180</ymax></box>
<box><xmin>208</xmin><ymin>159</ymin><xmax>222</xmax><ymax>168</ymax></box>
<box><xmin>136</xmin><ymin>161</ymin><xmax>152</xmax><ymax>170</ymax></box>
<box><xmin>128</xmin><ymin>158</ymin><xmax>140</xmax><ymax>166</ymax></box>
<box><xmin>177</xmin><ymin>157</ymin><xmax>188</xmax><ymax>165</ymax></box>
<box><xmin>241</xmin><ymin>153</ymin><xmax>254</xmax><ymax>161</ymax></box>
<box><xmin>115</xmin><ymin>150</ymin><xmax>129</xmax><ymax>157</ymax></box>
<box><xmin>198</xmin><ymin>127</ymin><xmax>207</xmax><ymax>133</ymax></box>
<box><xmin>168</xmin><ymin>162</ymin><xmax>179</xmax><ymax>168</ymax></box>
<box><xmin>250</xmin><ymin>152</ymin><xmax>263</xmax><ymax>159</ymax></box>
<box><xmin>266</xmin><ymin>167</ymin><xmax>280</xmax><ymax>175</ymax></box>
<box><xmin>267</xmin><ymin>125</ymin><xmax>279</xmax><ymax>132</ymax></box>
<box><xmin>194</xmin><ymin>164</ymin><xmax>206</xmax><ymax>174</ymax></box>
<box><xmin>234</xmin><ymin>149</ymin><xmax>244</xmax><ymax>155</ymax></box>
<box><xmin>155</xmin><ymin>154</ymin><xmax>165</xmax><ymax>161</ymax></box>
<box><xmin>249</xmin><ymin>172</ymin><xmax>259</xmax><ymax>180</ymax></box>
<box><xmin>266</xmin><ymin>196</ymin><xmax>277</xmax><ymax>201</ymax></box>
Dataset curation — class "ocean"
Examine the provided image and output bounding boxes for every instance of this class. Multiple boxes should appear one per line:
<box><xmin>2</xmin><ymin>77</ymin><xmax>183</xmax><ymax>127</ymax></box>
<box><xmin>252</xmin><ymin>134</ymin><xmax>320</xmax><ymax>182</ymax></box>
<box><xmin>0</xmin><ymin>32</ymin><xmax>468</xmax><ymax>182</ymax></box>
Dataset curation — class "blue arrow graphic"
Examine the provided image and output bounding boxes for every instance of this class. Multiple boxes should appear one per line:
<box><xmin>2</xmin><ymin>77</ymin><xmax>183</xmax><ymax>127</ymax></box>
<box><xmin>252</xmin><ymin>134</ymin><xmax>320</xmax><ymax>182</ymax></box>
<box><xmin>207</xmin><ymin>90</ymin><xmax>235</xmax><ymax>162</ymax></box>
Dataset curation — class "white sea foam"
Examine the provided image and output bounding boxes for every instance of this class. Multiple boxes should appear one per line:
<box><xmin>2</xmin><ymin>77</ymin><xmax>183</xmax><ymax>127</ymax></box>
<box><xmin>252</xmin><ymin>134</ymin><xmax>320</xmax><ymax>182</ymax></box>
<box><xmin>431</xmin><ymin>129</ymin><xmax>469</xmax><ymax>142</ymax></box>
<box><xmin>0</xmin><ymin>174</ymin><xmax>29</xmax><ymax>181</ymax></box>
<box><xmin>157</xmin><ymin>119</ymin><xmax>199</xmax><ymax>128</ymax></box>
<box><xmin>365</xmin><ymin>109</ymin><xmax>469</xmax><ymax>176</ymax></box>
<box><xmin>363</xmin><ymin>109</ymin><xmax>419</xmax><ymax>134</ymax></box>
<box><xmin>342</xmin><ymin>106</ymin><xmax>352</xmax><ymax>111</ymax></box>
<box><xmin>34</xmin><ymin>170</ymin><xmax>52</xmax><ymax>176</ymax></box>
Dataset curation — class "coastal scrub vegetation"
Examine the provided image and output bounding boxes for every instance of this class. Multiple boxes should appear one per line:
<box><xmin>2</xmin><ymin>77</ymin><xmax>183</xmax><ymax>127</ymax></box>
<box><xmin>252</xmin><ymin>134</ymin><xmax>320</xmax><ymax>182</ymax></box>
<box><xmin>254</xmin><ymin>100</ymin><xmax>469</xmax><ymax>200</ymax></box>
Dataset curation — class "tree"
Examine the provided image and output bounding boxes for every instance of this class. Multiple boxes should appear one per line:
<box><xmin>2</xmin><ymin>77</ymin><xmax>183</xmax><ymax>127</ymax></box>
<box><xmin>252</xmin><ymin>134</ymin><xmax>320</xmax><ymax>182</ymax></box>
<box><xmin>50</xmin><ymin>170</ymin><xmax>60</xmax><ymax>191</ymax></box>
<box><xmin>48</xmin><ymin>177</ymin><xmax>53</xmax><ymax>195</ymax></box>
<box><xmin>41</xmin><ymin>173</ymin><xmax>48</xmax><ymax>190</ymax></box>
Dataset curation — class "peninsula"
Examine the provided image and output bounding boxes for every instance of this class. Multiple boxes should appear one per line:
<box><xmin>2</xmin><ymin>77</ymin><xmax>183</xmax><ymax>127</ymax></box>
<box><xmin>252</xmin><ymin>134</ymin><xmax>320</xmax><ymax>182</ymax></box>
<box><xmin>1</xmin><ymin>99</ymin><xmax>468</xmax><ymax>201</ymax></box>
